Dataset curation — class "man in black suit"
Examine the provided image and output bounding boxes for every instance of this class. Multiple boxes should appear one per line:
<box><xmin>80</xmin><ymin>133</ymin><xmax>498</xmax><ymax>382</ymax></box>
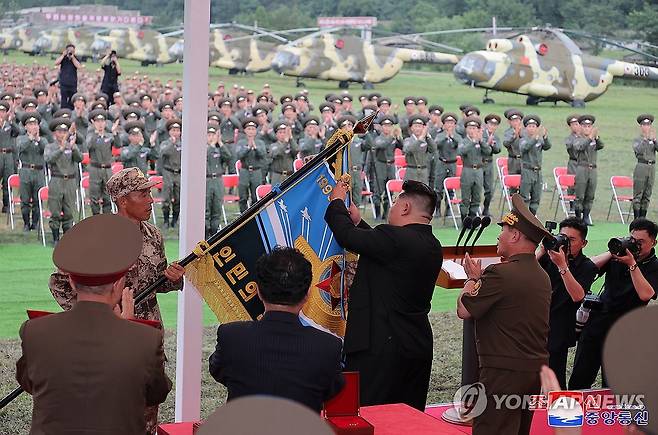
<box><xmin>209</xmin><ymin>247</ymin><xmax>344</xmax><ymax>413</ymax></box>
<box><xmin>324</xmin><ymin>179</ymin><xmax>443</xmax><ymax>411</ymax></box>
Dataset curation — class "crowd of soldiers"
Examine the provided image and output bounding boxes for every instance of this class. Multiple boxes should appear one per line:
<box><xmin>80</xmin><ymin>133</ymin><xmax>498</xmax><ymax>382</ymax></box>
<box><xmin>0</xmin><ymin>62</ymin><xmax>656</xmax><ymax>244</ymax></box>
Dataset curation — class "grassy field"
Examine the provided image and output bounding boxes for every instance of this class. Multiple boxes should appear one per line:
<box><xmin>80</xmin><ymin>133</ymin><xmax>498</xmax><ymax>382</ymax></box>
<box><xmin>0</xmin><ymin>51</ymin><xmax>652</xmax><ymax>431</ymax></box>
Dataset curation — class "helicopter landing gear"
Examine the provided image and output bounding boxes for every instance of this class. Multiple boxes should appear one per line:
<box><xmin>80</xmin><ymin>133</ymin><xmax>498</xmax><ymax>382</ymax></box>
<box><xmin>338</xmin><ymin>81</ymin><xmax>350</xmax><ymax>89</ymax></box>
<box><xmin>362</xmin><ymin>81</ymin><xmax>374</xmax><ymax>90</ymax></box>
<box><xmin>482</xmin><ymin>90</ymin><xmax>495</xmax><ymax>104</ymax></box>
<box><xmin>571</xmin><ymin>99</ymin><xmax>586</xmax><ymax>108</ymax></box>
<box><xmin>296</xmin><ymin>78</ymin><xmax>306</xmax><ymax>88</ymax></box>
<box><xmin>526</xmin><ymin>96</ymin><xmax>540</xmax><ymax>106</ymax></box>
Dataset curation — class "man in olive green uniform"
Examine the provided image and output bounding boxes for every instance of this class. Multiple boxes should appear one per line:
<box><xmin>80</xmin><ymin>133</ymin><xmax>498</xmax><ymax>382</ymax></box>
<box><xmin>298</xmin><ymin>116</ymin><xmax>323</xmax><ymax>159</ymax></box>
<box><xmin>458</xmin><ymin>116</ymin><xmax>490</xmax><ymax>221</ymax></box>
<box><xmin>573</xmin><ymin>115</ymin><xmax>604</xmax><ymax>225</ymax></box>
<box><xmin>319</xmin><ymin>103</ymin><xmax>338</xmax><ymax>142</ymax></box>
<box><xmin>337</xmin><ymin>115</ymin><xmax>368</xmax><ymax>208</ymax></box>
<box><xmin>17</xmin><ymin>113</ymin><xmax>47</xmax><ymax>231</ymax></box>
<box><xmin>206</xmin><ymin>125</ymin><xmax>232</xmax><ymax>238</ymax></box>
<box><xmin>280</xmin><ymin>103</ymin><xmax>303</xmax><ymax>141</ymax></box>
<box><xmin>519</xmin><ymin>115</ymin><xmax>551</xmax><ymax>215</ymax></box>
<box><xmin>120</xmin><ymin>121</ymin><xmax>154</xmax><ymax>175</ymax></box>
<box><xmin>482</xmin><ymin>114</ymin><xmax>502</xmax><ymax>216</ymax></box>
<box><xmin>398</xmin><ymin>96</ymin><xmax>417</xmax><ymax>138</ymax></box>
<box><xmin>0</xmin><ymin>101</ymin><xmax>19</xmax><ymax>213</ymax></box>
<box><xmin>218</xmin><ymin>98</ymin><xmax>242</xmax><ymax>174</ymax></box>
<box><xmin>45</xmin><ymin>118</ymin><xmax>83</xmax><ymax>243</ymax></box>
<box><xmin>458</xmin><ymin>193</ymin><xmax>552</xmax><ymax>435</ymax></box>
<box><xmin>71</xmin><ymin>93</ymin><xmax>89</xmax><ymax>141</ymax></box>
<box><xmin>426</xmin><ymin>105</ymin><xmax>443</xmax><ymax>190</ymax></box>
<box><xmin>140</xmin><ymin>94</ymin><xmax>160</xmax><ymax>137</ymax></box>
<box><xmin>503</xmin><ymin>109</ymin><xmax>524</xmax><ymax>180</ymax></box>
<box><xmin>372</xmin><ymin>115</ymin><xmax>403</xmax><ymax>219</ymax></box>
<box><xmin>632</xmin><ymin>114</ymin><xmax>657</xmax><ymax>219</ymax></box>
<box><xmin>159</xmin><ymin>119</ymin><xmax>182</xmax><ymax>228</ymax></box>
<box><xmin>269</xmin><ymin>121</ymin><xmax>298</xmax><ymax>185</ymax></box>
<box><xmin>564</xmin><ymin>114</ymin><xmax>581</xmax><ymax>197</ymax></box>
<box><xmin>403</xmin><ymin>115</ymin><xmax>435</xmax><ymax>184</ymax></box>
<box><xmin>434</xmin><ymin>113</ymin><xmax>461</xmax><ymax>216</ymax></box>
<box><xmin>86</xmin><ymin>109</ymin><xmax>119</xmax><ymax>215</ymax></box>
<box><xmin>236</xmin><ymin>117</ymin><xmax>267</xmax><ymax>212</ymax></box>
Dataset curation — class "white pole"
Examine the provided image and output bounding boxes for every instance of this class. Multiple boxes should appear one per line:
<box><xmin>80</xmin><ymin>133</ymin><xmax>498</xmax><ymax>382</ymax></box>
<box><xmin>175</xmin><ymin>0</ymin><xmax>211</xmax><ymax>422</ymax></box>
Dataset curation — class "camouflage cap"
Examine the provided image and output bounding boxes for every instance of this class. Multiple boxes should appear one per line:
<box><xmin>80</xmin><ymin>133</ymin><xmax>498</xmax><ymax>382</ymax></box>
<box><xmin>566</xmin><ymin>114</ymin><xmax>580</xmax><ymax>125</ymax></box>
<box><xmin>71</xmin><ymin>93</ymin><xmax>87</xmax><ymax>103</ymax></box>
<box><xmin>0</xmin><ymin>101</ymin><xmax>9</xmax><ymax>111</ymax></box>
<box><xmin>637</xmin><ymin>114</ymin><xmax>654</xmax><ymax>125</ymax></box>
<box><xmin>49</xmin><ymin>117</ymin><xmax>72</xmax><ymax>132</ymax></box>
<box><xmin>21</xmin><ymin>97</ymin><xmax>38</xmax><ymax>109</ymax></box>
<box><xmin>33</xmin><ymin>87</ymin><xmax>47</xmax><ymax>98</ymax></box>
<box><xmin>463</xmin><ymin>116</ymin><xmax>481</xmax><ymax>128</ymax></box>
<box><xmin>336</xmin><ymin>115</ymin><xmax>357</xmax><ymax>127</ymax></box>
<box><xmin>159</xmin><ymin>100</ymin><xmax>175</xmax><ymax>111</ymax></box>
<box><xmin>379</xmin><ymin>115</ymin><xmax>397</xmax><ymax>125</ymax></box>
<box><xmin>273</xmin><ymin>120</ymin><xmax>289</xmax><ymax>131</ymax></box>
<box><xmin>21</xmin><ymin>112</ymin><xmax>41</xmax><ymax>125</ymax></box>
<box><xmin>303</xmin><ymin>115</ymin><xmax>320</xmax><ymax>127</ymax></box>
<box><xmin>242</xmin><ymin>117</ymin><xmax>258</xmax><ymax>129</ymax></box>
<box><xmin>578</xmin><ymin>114</ymin><xmax>596</xmax><ymax>125</ymax></box>
<box><xmin>429</xmin><ymin>105</ymin><xmax>444</xmax><ymax>115</ymax></box>
<box><xmin>415</xmin><ymin>96</ymin><xmax>428</xmax><ymax>105</ymax></box>
<box><xmin>122</xmin><ymin>107</ymin><xmax>141</xmax><ymax>120</ymax></box>
<box><xmin>504</xmin><ymin>109</ymin><xmax>523</xmax><ymax>120</ymax></box>
<box><xmin>166</xmin><ymin>118</ymin><xmax>182</xmax><ymax>130</ymax></box>
<box><xmin>408</xmin><ymin>114</ymin><xmax>428</xmax><ymax>126</ymax></box>
<box><xmin>499</xmin><ymin>194</ymin><xmax>553</xmax><ymax>244</ymax></box>
<box><xmin>319</xmin><ymin>102</ymin><xmax>335</xmax><ymax>113</ymax></box>
<box><xmin>403</xmin><ymin>96</ymin><xmax>416</xmax><ymax>105</ymax></box>
<box><xmin>441</xmin><ymin>112</ymin><xmax>458</xmax><ymax>123</ymax></box>
<box><xmin>522</xmin><ymin>114</ymin><xmax>541</xmax><ymax>127</ymax></box>
<box><xmin>88</xmin><ymin>109</ymin><xmax>108</xmax><ymax>122</ymax></box>
<box><xmin>279</xmin><ymin>95</ymin><xmax>294</xmax><ymax>104</ymax></box>
<box><xmin>53</xmin><ymin>108</ymin><xmax>73</xmax><ymax>119</ymax></box>
<box><xmin>124</xmin><ymin>120</ymin><xmax>145</xmax><ymax>134</ymax></box>
<box><xmin>484</xmin><ymin>113</ymin><xmax>501</xmax><ymax>124</ymax></box>
<box><xmin>107</xmin><ymin>167</ymin><xmax>158</xmax><ymax>202</ymax></box>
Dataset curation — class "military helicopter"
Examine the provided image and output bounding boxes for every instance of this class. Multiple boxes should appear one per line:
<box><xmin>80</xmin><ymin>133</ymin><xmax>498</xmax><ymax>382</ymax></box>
<box><xmin>271</xmin><ymin>30</ymin><xmax>461</xmax><ymax>89</ymax></box>
<box><xmin>0</xmin><ymin>24</ymin><xmax>43</xmax><ymax>55</ymax></box>
<box><xmin>450</xmin><ymin>27</ymin><xmax>658</xmax><ymax>107</ymax></box>
<box><xmin>33</xmin><ymin>26</ymin><xmax>101</xmax><ymax>60</ymax></box>
<box><xmin>91</xmin><ymin>28</ymin><xmax>178</xmax><ymax>66</ymax></box>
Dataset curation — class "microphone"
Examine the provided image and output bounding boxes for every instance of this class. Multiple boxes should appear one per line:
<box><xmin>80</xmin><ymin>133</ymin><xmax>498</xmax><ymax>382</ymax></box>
<box><xmin>462</xmin><ymin>216</ymin><xmax>482</xmax><ymax>250</ymax></box>
<box><xmin>469</xmin><ymin>216</ymin><xmax>491</xmax><ymax>253</ymax></box>
<box><xmin>455</xmin><ymin>216</ymin><xmax>473</xmax><ymax>254</ymax></box>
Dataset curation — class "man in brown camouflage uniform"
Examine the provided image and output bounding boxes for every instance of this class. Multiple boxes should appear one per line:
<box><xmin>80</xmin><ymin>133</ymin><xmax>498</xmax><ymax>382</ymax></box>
<box><xmin>48</xmin><ymin>167</ymin><xmax>185</xmax><ymax>434</ymax></box>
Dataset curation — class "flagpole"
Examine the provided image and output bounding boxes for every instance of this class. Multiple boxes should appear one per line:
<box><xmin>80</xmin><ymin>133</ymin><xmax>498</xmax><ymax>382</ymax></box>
<box><xmin>174</xmin><ymin>0</ymin><xmax>210</xmax><ymax>422</ymax></box>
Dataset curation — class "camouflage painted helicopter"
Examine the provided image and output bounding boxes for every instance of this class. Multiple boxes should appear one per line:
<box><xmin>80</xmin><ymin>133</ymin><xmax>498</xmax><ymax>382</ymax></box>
<box><xmin>33</xmin><ymin>26</ymin><xmax>101</xmax><ymax>60</ymax></box>
<box><xmin>0</xmin><ymin>24</ymin><xmax>43</xmax><ymax>55</ymax></box>
<box><xmin>271</xmin><ymin>30</ymin><xmax>461</xmax><ymax>88</ymax></box>
<box><xmin>450</xmin><ymin>27</ymin><xmax>658</xmax><ymax>106</ymax></box>
<box><xmin>91</xmin><ymin>28</ymin><xmax>178</xmax><ymax>66</ymax></box>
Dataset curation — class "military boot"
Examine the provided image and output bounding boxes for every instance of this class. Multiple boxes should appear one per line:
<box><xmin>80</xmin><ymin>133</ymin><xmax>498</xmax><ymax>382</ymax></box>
<box><xmin>171</xmin><ymin>210</ymin><xmax>179</xmax><ymax>228</ymax></box>
<box><xmin>640</xmin><ymin>209</ymin><xmax>648</xmax><ymax>218</ymax></box>
<box><xmin>633</xmin><ymin>206</ymin><xmax>641</xmax><ymax>220</ymax></box>
<box><xmin>374</xmin><ymin>203</ymin><xmax>381</xmax><ymax>220</ymax></box>
<box><xmin>22</xmin><ymin>210</ymin><xmax>31</xmax><ymax>232</ymax></box>
<box><xmin>575</xmin><ymin>210</ymin><xmax>582</xmax><ymax>221</ymax></box>
<box><xmin>583</xmin><ymin>209</ymin><xmax>593</xmax><ymax>226</ymax></box>
<box><xmin>162</xmin><ymin>207</ymin><xmax>170</xmax><ymax>228</ymax></box>
<box><xmin>382</xmin><ymin>200</ymin><xmax>390</xmax><ymax>220</ymax></box>
<box><xmin>483</xmin><ymin>199</ymin><xmax>491</xmax><ymax>217</ymax></box>
<box><xmin>52</xmin><ymin>229</ymin><xmax>60</xmax><ymax>245</ymax></box>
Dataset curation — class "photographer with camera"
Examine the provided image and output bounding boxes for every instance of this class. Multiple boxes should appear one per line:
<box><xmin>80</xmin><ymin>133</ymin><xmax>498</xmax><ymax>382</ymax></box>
<box><xmin>569</xmin><ymin>218</ymin><xmax>658</xmax><ymax>389</ymax></box>
<box><xmin>54</xmin><ymin>44</ymin><xmax>81</xmax><ymax>110</ymax></box>
<box><xmin>100</xmin><ymin>50</ymin><xmax>121</xmax><ymax>106</ymax></box>
<box><xmin>536</xmin><ymin>218</ymin><xmax>598</xmax><ymax>389</ymax></box>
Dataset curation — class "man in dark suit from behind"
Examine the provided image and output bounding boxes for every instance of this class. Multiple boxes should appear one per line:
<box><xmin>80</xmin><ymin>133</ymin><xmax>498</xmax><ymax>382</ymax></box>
<box><xmin>324</xmin><ymin>179</ymin><xmax>443</xmax><ymax>411</ymax></box>
<box><xmin>209</xmin><ymin>247</ymin><xmax>344</xmax><ymax>413</ymax></box>
<box><xmin>16</xmin><ymin>214</ymin><xmax>172</xmax><ymax>435</ymax></box>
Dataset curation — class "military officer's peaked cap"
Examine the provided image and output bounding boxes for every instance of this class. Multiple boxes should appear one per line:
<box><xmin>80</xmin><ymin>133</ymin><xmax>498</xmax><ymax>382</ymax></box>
<box><xmin>464</xmin><ymin>116</ymin><xmax>481</xmax><ymax>128</ymax></box>
<box><xmin>465</xmin><ymin>106</ymin><xmax>481</xmax><ymax>116</ymax></box>
<box><xmin>504</xmin><ymin>109</ymin><xmax>523</xmax><ymax>120</ymax></box>
<box><xmin>33</xmin><ymin>87</ymin><xmax>47</xmax><ymax>98</ymax></box>
<box><xmin>319</xmin><ymin>103</ymin><xmax>335</xmax><ymax>113</ymax></box>
<box><xmin>637</xmin><ymin>114</ymin><xmax>654</xmax><ymax>125</ymax></box>
<box><xmin>523</xmin><ymin>115</ymin><xmax>541</xmax><ymax>126</ymax></box>
<box><xmin>578</xmin><ymin>114</ymin><xmax>596</xmax><ymax>125</ymax></box>
<box><xmin>379</xmin><ymin>115</ymin><xmax>396</xmax><ymax>125</ymax></box>
<box><xmin>408</xmin><ymin>114</ymin><xmax>428</xmax><ymax>126</ymax></box>
<box><xmin>303</xmin><ymin>116</ymin><xmax>320</xmax><ymax>127</ymax></box>
<box><xmin>207</xmin><ymin>125</ymin><xmax>218</xmax><ymax>134</ymax></box>
<box><xmin>124</xmin><ymin>120</ymin><xmax>145</xmax><ymax>134</ymax></box>
<box><xmin>90</xmin><ymin>100</ymin><xmax>108</xmax><ymax>110</ymax></box>
<box><xmin>403</xmin><ymin>96</ymin><xmax>416</xmax><ymax>105</ymax></box>
<box><xmin>166</xmin><ymin>119</ymin><xmax>182</xmax><ymax>130</ymax></box>
<box><xmin>0</xmin><ymin>92</ymin><xmax>15</xmax><ymax>100</ymax></box>
<box><xmin>368</xmin><ymin>92</ymin><xmax>381</xmax><ymax>100</ymax></box>
<box><xmin>49</xmin><ymin>117</ymin><xmax>72</xmax><ymax>132</ymax></box>
<box><xmin>122</xmin><ymin>108</ymin><xmax>141</xmax><ymax>120</ymax></box>
<box><xmin>208</xmin><ymin>111</ymin><xmax>221</xmax><ymax>122</ymax></box>
<box><xmin>336</xmin><ymin>115</ymin><xmax>357</xmax><ymax>127</ymax></box>
<box><xmin>53</xmin><ymin>108</ymin><xmax>72</xmax><ymax>119</ymax></box>
<box><xmin>159</xmin><ymin>100</ymin><xmax>175</xmax><ymax>111</ymax></box>
<box><xmin>459</xmin><ymin>103</ymin><xmax>471</xmax><ymax>112</ymax></box>
<box><xmin>341</xmin><ymin>94</ymin><xmax>353</xmax><ymax>102</ymax></box>
<box><xmin>236</xmin><ymin>95</ymin><xmax>246</xmax><ymax>102</ymax></box>
<box><xmin>377</xmin><ymin>97</ymin><xmax>392</xmax><ymax>106</ymax></box>
<box><xmin>107</xmin><ymin>167</ymin><xmax>158</xmax><ymax>201</ymax></box>
<box><xmin>358</xmin><ymin>94</ymin><xmax>368</xmax><ymax>101</ymax></box>
<box><xmin>53</xmin><ymin>214</ymin><xmax>143</xmax><ymax>286</ymax></box>
<box><xmin>273</xmin><ymin>120</ymin><xmax>289</xmax><ymax>131</ymax></box>
<box><xmin>95</xmin><ymin>92</ymin><xmax>109</xmax><ymax>102</ymax></box>
<box><xmin>281</xmin><ymin>103</ymin><xmax>296</xmax><ymax>113</ymax></box>
<box><xmin>218</xmin><ymin>97</ymin><xmax>232</xmax><ymax>107</ymax></box>
<box><xmin>415</xmin><ymin>96</ymin><xmax>428</xmax><ymax>105</ymax></box>
<box><xmin>252</xmin><ymin>104</ymin><xmax>269</xmax><ymax>116</ymax></box>
<box><xmin>295</xmin><ymin>93</ymin><xmax>308</xmax><ymax>101</ymax></box>
<box><xmin>0</xmin><ymin>101</ymin><xmax>9</xmax><ymax>111</ymax></box>
<box><xmin>603</xmin><ymin>305</ymin><xmax>658</xmax><ymax>435</ymax></box>
<box><xmin>429</xmin><ymin>105</ymin><xmax>444</xmax><ymax>115</ymax></box>
<box><xmin>566</xmin><ymin>114</ymin><xmax>580</xmax><ymax>125</ymax></box>
<box><xmin>21</xmin><ymin>97</ymin><xmax>38</xmax><ymax>109</ymax></box>
<box><xmin>88</xmin><ymin>109</ymin><xmax>108</xmax><ymax>122</ymax></box>
<box><xmin>441</xmin><ymin>112</ymin><xmax>459</xmax><ymax>123</ymax></box>
<box><xmin>124</xmin><ymin>97</ymin><xmax>140</xmax><ymax>107</ymax></box>
<box><xmin>22</xmin><ymin>112</ymin><xmax>42</xmax><ymax>125</ymax></box>
<box><xmin>242</xmin><ymin>117</ymin><xmax>258</xmax><ymax>129</ymax></box>
<box><xmin>280</xmin><ymin>95</ymin><xmax>294</xmax><ymax>104</ymax></box>
<box><xmin>499</xmin><ymin>193</ymin><xmax>553</xmax><ymax>244</ymax></box>
<box><xmin>484</xmin><ymin>113</ymin><xmax>501</xmax><ymax>124</ymax></box>
<box><xmin>71</xmin><ymin>93</ymin><xmax>87</xmax><ymax>103</ymax></box>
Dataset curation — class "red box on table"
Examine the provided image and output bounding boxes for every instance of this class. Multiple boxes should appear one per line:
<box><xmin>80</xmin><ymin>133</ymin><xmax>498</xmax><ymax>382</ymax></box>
<box><xmin>323</xmin><ymin>372</ymin><xmax>374</xmax><ymax>435</ymax></box>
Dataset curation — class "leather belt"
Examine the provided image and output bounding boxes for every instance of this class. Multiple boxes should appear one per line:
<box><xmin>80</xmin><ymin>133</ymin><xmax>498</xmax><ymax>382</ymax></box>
<box><xmin>578</xmin><ymin>163</ymin><xmax>597</xmax><ymax>169</ymax></box>
<box><xmin>51</xmin><ymin>173</ymin><xmax>76</xmax><ymax>180</ymax></box>
<box><xmin>377</xmin><ymin>159</ymin><xmax>395</xmax><ymax>164</ymax></box>
<box><xmin>91</xmin><ymin>162</ymin><xmax>112</xmax><ymax>169</ymax></box>
<box><xmin>245</xmin><ymin>166</ymin><xmax>261</xmax><ymax>171</ymax></box>
<box><xmin>408</xmin><ymin>165</ymin><xmax>427</xmax><ymax>169</ymax></box>
<box><xmin>483</xmin><ymin>158</ymin><xmax>493</xmax><ymax>163</ymax></box>
<box><xmin>164</xmin><ymin>166</ymin><xmax>182</xmax><ymax>174</ymax></box>
<box><xmin>351</xmin><ymin>165</ymin><xmax>362</xmax><ymax>171</ymax></box>
<box><xmin>638</xmin><ymin>159</ymin><xmax>656</xmax><ymax>165</ymax></box>
<box><xmin>273</xmin><ymin>170</ymin><xmax>291</xmax><ymax>175</ymax></box>
<box><xmin>0</xmin><ymin>147</ymin><xmax>12</xmax><ymax>154</ymax></box>
<box><xmin>439</xmin><ymin>158</ymin><xmax>457</xmax><ymax>164</ymax></box>
<box><xmin>206</xmin><ymin>173</ymin><xmax>221</xmax><ymax>178</ymax></box>
<box><xmin>523</xmin><ymin>164</ymin><xmax>541</xmax><ymax>171</ymax></box>
<box><xmin>509</xmin><ymin>155</ymin><xmax>522</xmax><ymax>159</ymax></box>
<box><xmin>568</xmin><ymin>157</ymin><xmax>577</xmax><ymax>161</ymax></box>
<box><xmin>24</xmin><ymin>164</ymin><xmax>44</xmax><ymax>170</ymax></box>
<box><xmin>468</xmin><ymin>164</ymin><xmax>483</xmax><ymax>170</ymax></box>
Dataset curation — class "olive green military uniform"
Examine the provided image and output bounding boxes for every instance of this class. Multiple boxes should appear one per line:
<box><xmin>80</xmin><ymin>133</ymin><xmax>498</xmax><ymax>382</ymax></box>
<box><xmin>460</xmin><ymin>194</ymin><xmax>552</xmax><ymax>435</ymax></box>
<box><xmin>632</xmin><ymin>114</ymin><xmax>657</xmax><ymax>218</ymax></box>
<box><xmin>433</xmin><ymin>113</ymin><xmax>461</xmax><ymax>216</ymax></box>
<box><xmin>236</xmin><ymin>117</ymin><xmax>267</xmax><ymax>213</ymax></box>
<box><xmin>458</xmin><ymin>117</ymin><xmax>491</xmax><ymax>219</ymax></box>
<box><xmin>564</xmin><ymin>115</ymin><xmax>580</xmax><ymax>179</ymax></box>
<box><xmin>403</xmin><ymin>115</ymin><xmax>435</xmax><ymax>184</ymax></box>
<box><xmin>519</xmin><ymin>115</ymin><xmax>551</xmax><ymax>215</ymax></box>
<box><xmin>120</xmin><ymin>122</ymin><xmax>154</xmax><ymax>176</ymax></box>
<box><xmin>0</xmin><ymin>114</ymin><xmax>19</xmax><ymax>212</ymax></box>
<box><xmin>206</xmin><ymin>132</ymin><xmax>232</xmax><ymax>237</ymax></box>
<box><xmin>16</xmin><ymin>121</ymin><xmax>47</xmax><ymax>230</ymax></box>
<box><xmin>372</xmin><ymin>117</ymin><xmax>402</xmax><ymax>218</ymax></box>
<box><xmin>482</xmin><ymin>114</ymin><xmax>502</xmax><ymax>216</ymax></box>
<box><xmin>573</xmin><ymin>116</ymin><xmax>604</xmax><ymax>221</ymax></box>
<box><xmin>298</xmin><ymin>134</ymin><xmax>324</xmax><ymax>159</ymax></box>
<box><xmin>269</xmin><ymin>135</ymin><xmax>298</xmax><ymax>186</ymax></box>
<box><xmin>86</xmin><ymin>110</ymin><xmax>118</xmax><ymax>215</ymax></box>
<box><xmin>44</xmin><ymin>119</ymin><xmax>83</xmax><ymax>241</ymax></box>
<box><xmin>219</xmin><ymin>113</ymin><xmax>242</xmax><ymax>174</ymax></box>
<box><xmin>160</xmin><ymin>128</ymin><xmax>182</xmax><ymax>228</ymax></box>
<box><xmin>503</xmin><ymin>127</ymin><xmax>523</xmax><ymax>175</ymax></box>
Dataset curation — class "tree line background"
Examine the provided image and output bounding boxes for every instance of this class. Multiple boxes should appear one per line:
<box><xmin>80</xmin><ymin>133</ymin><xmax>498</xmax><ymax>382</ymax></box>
<box><xmin>7</xmin><ymin>0</ymin><xmax>658</xmax><ymax>55</ymax></box>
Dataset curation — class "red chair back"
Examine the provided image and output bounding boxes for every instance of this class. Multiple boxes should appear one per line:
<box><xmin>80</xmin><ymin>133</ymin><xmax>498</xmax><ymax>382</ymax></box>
<box><xmin>503</xmin><ymin>174</ymin><xmax>522</xmax><ymax>189</ymax></box>
<box><xmin>236</xmin><ymin>160</ymin><xmax>243</xmax><ymax>172</ymax></box>
<box><xmin>558</xmin><ymin>174</ymin><xmax>576</xmax><ymax>188</ymax></box>
<box><xmin>386</xmin><ymin>179</ymin><xmax>403</xmax><ymax>194</ymax></box>
<box><xmin>444</xmin><ymin>176</ymin><xmax>461</xmax><ymax>190</ymax></box>
<box><xmin>111</xmin><ymin>162</ymin><xmax>124</xmax><ymax>173</ymax></box>
<box><xmin>39</xmin><ymin>186</ymin><xmax>49</xmax><ymax>201</ymax></box>
<box><xmin>554</xmin><ymin>166</ymin><xmax>568</xmax><ymax>178</ymax></box>
<box><xmin>81</xmin><ymin>152</ymin><xmax>91</xmax><ymax>165</ymax></box>
<box><xmin>397</xmin><ymin>167</ymin><xmax>406</xmax><ymax>180</ymax></box>
<box><xmin>394</xmin><ymin>154</ymin><xmax>406</xmax><ymax>168</ymax></box>
<box><xmin>223</xmin><ymin>174</ymin><xmax>239</xmax><ymax>189</ymax></box>
<box><xmin>611</xmin><ymin>176</ymin><xmax>633</xmax><ymax>189</ymax></box>
<box><xmin>394</xmin><ymin>148</ymin><xmax>402</xmax><ymax>157</ymax></box>
<box><xmin>81</xmin><ymin>176</ymin><xmax>90</xmax><ymax>189</ymax></box>
<box><xmin>496</xmin><ymin>157</ymin><xmax>508</xmax><ymax>169</ymax></box>
<box><xmin>293</xmin><ymin>158</ymin><xmax>304</xmax><ymax>171</ymax></box>
<box><xmin>456</xmin><ymin>164</ymin><xmax>463</xmax><ymax>177</ymax></box>
<box><xmin>256</xmin><ymin>184</ymin><xmax>272</xmax><ymax>200</ymax></box>
<box><xmin>456</xmin><ymin>155</ymin><xmax>463</xmax><ymax>166</ymax></box>
<box><xmin>8</xmin><ymin>173</ymin><xmax>19</xmax><ymax>188</ymax></box>
<box><xmin>149</xmin><ymin>175</ymin><xmax>164</xmax><ymax>190</ymax></box>
<box><xmin>111</xmin><ymin>146</ymin><xmax>121</xmax><ymax>157</ymax></box>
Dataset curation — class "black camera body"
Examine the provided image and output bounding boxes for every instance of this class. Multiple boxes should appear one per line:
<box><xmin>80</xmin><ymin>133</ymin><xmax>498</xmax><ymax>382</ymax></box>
<box><xmin>542</xmin><ymin>221</ymin><xmax>570</xmax><ymax>252</ymax></box>
<box><xmin>608</xmin><ymin>236</ymin><xmax>641</xmax><ymax>258</ymax></box>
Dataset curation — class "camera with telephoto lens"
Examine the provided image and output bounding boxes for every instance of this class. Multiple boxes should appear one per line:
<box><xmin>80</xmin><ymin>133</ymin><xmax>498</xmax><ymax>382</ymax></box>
<box><xmin>608</xmin><ymin>236</ymin><xmax>641</xmax><ymax>258</ymax></box>
<box><xmin>575</xmin><ymin>293</ymin><xmax>603</xmax><ymax>336</ymax></box>
<box><xmin>542</xmin><ymin>221</ymin><xmax>570</xmax><ymax>253</ymax></box>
